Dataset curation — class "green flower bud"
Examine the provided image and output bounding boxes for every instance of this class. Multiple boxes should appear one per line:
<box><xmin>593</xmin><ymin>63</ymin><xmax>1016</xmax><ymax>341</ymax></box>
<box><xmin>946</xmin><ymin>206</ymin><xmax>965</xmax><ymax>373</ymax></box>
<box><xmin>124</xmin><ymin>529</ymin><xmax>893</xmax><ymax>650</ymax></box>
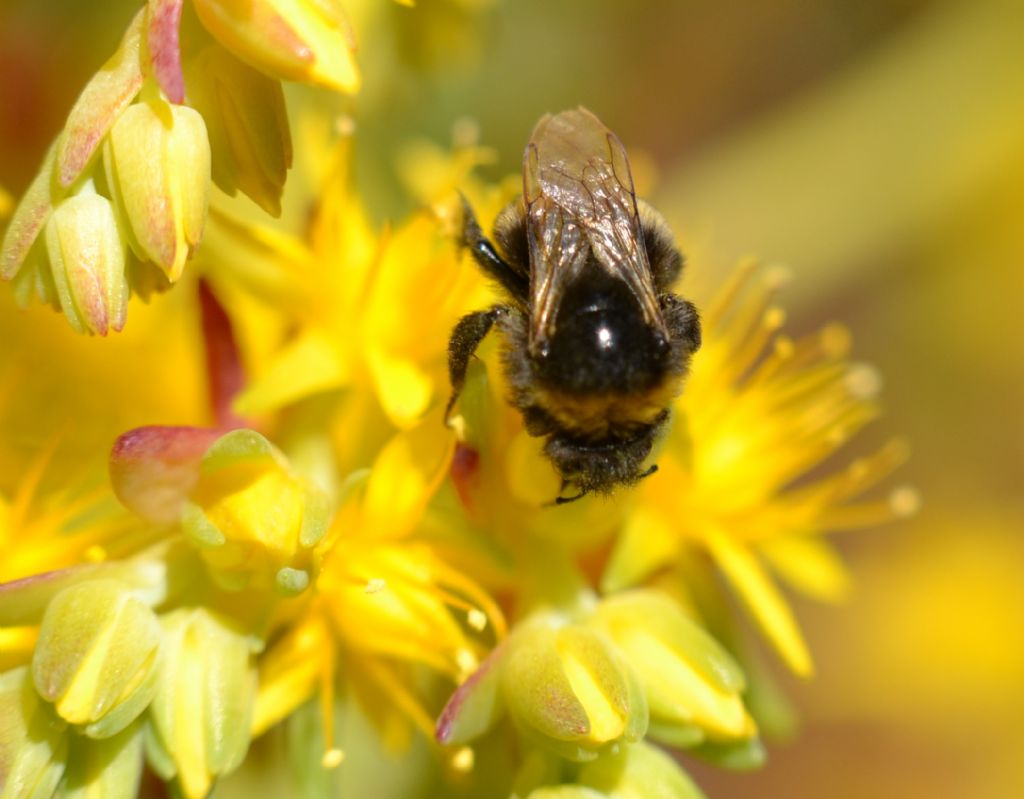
<box><xmin>103</xmin><ymin>98</ymin><xmax>210</xmax><ymax>283</ymax></box>
<box><xmin>44</xmin><ymin>185</ymin><xmax>128</xmax><ymax>336</ymax></box>
<box><xmin>181</xmin><ymin>429</ymin><xmax>329</xmax><ymax>595</ymax></box>
<box><xmin>578</xmin><ymin>740</ymin><xmax>709</xmax><ymax>799</ymax></box>
<box><xmin>440</xmin><ymin>618</ymin><xmax>648</xmax><ymax>762</ymax></box>
<box><xmin>61</xmin><ymin>721</ymin><xmax>144</xmax><ymax>799</ymax></box>
<box><xmin>525</xmin><ymin>788</ymin><xmax>605</xmax><ymax>799</ymax></box>
<box><xmin>591</xmin><ymin>591</ymin><xmax>754</xmax><ymax>744</ymax></box>
<box><xmin>145</xmin><ymin>608</ymin><xmax>257</xmax><ymax>799</ymax></box>
<box><xmin>0</xmin><ymin>667</ymin><xmax>68</xmax><ymax>799</ymax></box>
<box><xmin>31</xmin><ymin>580</ymin><xmax>161</xmax><ymax>739</ymax></box>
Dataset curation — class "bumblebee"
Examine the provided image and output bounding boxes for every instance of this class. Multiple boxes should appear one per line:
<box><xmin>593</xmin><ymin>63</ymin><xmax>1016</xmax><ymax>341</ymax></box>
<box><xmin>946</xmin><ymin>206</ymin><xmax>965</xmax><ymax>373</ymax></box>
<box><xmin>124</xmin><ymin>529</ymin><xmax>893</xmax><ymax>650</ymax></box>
<box><xmin>447</xmin><ymin>107</ymin><xmax>701</xmax><ymax>502</ymax></box>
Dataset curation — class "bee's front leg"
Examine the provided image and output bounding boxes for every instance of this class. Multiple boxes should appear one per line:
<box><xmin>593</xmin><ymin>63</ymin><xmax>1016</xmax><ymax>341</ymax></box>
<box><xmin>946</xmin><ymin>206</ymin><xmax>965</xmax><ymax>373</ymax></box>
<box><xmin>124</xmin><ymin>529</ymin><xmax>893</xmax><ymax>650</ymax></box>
<box><xmin>459</xmin><ymin>195</ymin><xmax>529</xmax><ymax>302</ymax></box>
<box><xmin>445</xmin><ymin>306</ymin><xmax>509</xmax><ymax>425</ymax></box>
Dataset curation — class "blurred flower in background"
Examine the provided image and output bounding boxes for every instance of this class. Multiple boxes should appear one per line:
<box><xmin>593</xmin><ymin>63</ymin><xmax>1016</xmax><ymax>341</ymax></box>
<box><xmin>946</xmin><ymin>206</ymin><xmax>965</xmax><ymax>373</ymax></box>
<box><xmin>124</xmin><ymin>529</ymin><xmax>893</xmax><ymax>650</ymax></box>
<box><xmin>1</xmin><ymin>0</ymin><xmax>1021</xmax><ymax>798</ymax></box>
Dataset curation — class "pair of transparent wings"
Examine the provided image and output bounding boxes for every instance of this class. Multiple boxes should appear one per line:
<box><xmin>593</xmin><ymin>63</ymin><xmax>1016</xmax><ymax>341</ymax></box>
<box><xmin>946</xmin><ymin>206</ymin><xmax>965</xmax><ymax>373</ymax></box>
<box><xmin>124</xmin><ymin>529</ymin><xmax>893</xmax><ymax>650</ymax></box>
<box><xmin>523</xmin><ymin>107</ymin><xmax>666</xmax><ymax>347</ymax></box>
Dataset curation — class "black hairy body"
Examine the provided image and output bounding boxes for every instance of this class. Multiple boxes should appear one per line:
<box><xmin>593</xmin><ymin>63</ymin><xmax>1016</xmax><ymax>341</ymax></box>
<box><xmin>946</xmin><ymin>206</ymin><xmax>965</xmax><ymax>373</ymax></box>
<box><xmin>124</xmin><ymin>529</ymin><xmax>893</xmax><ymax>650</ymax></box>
<box><xmin>446</xmin><ymin>108</ymin><xmax>701</xmax><ymax>502</ymax></box>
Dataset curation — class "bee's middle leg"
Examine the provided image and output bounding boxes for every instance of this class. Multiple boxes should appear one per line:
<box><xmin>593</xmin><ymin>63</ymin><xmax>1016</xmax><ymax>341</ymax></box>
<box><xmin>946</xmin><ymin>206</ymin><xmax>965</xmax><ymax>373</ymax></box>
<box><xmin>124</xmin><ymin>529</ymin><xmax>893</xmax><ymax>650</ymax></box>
<box><xmin>446</xmin><ymin>305</ymin><xmax>509</xmax><ymax>424</ymax></box>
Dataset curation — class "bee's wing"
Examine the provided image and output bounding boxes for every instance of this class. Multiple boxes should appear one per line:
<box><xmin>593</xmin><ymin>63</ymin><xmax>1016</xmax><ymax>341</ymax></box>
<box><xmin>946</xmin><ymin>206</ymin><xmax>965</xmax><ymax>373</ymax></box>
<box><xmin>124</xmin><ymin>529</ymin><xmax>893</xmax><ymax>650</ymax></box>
<box><xmin>524</xmin><ymin>108</ymin><xmax>666</xmax><ymax>349</ymax></box>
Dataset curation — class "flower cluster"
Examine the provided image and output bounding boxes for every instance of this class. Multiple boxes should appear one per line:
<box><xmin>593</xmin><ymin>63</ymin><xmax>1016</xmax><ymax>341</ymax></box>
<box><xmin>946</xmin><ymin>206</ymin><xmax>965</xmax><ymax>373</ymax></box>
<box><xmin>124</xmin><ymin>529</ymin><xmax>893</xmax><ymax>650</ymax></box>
<box><xmin>0</xmin><ymin>5</ymin><xmax>914</xmax><ymax>799</ymax></box>
<box><xmin>0</xmin><ymin>0</ymin><xmax>357</xmax><ymax>334</ymax></box>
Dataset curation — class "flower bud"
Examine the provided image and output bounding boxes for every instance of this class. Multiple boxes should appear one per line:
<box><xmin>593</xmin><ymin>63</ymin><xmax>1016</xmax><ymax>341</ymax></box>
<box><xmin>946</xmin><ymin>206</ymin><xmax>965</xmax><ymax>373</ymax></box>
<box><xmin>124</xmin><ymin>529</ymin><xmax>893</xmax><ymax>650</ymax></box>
<box><xmin>192</xmin><ymin>0</ymin><xmax>360</xmax><ymax>92</ymax></box>
<box><xmin>55</xmin><ymin>10</ymin><xmax>145</xmax><ymax>187</ymax></box>
<box><xmin>184</xmin><ymin>46</ymin><xmax>293</xmax><ymax>216</ymax></box>
<box><xmin>104</xmin><ymin>99</ymin><xmax>210</xmax><ymax>282</ymax></box>
<box><xmin>31</xmin><ymin>579</ymin><xmax>162</xmax><ymax>739</ymax></box>
<box><xmin>44</xmin><ymin>186</ymin><xmax>128</xmax><ymax>335</ymax></box>
<box><xmin>525</xmin><ymin>789</ymin><xmax>605</xmax><ymax>799</ymax></box>
<box><xmin>479</xmin><ymin>620</ymin><xmax>646</xmax><ymax>761</ymax></box>
<box><xmin>181</xmin><ymin>429</ymin><xmax>329</xmax><ymax>594</ymax></box>
<box><xmin>590</xmin><ymin>591</ymin><xmax>754</xmax><ymax>744</ymax></box>
<box><xmin>0</xmin><ymin>667</ymin><xmax>68</xmax><ymax>799</ymax></box>
<box><xmin>61</xmin><ymin>721</ymin><xmax>144</xmax><ymax>799</ymax></box>
<box><xmin>436</xmin><ymin>647</ymin><xmax>504</xmax><ymax>747</ymax></box>
<box><xmin>145</xmin><ymin>608</ymin><xmax>257</xmax><ymax>799</ymax></box>
<box><xmin>577</xmin><ymin>740</ymin><xmax>709</xmax><ymax>799</ymax></box>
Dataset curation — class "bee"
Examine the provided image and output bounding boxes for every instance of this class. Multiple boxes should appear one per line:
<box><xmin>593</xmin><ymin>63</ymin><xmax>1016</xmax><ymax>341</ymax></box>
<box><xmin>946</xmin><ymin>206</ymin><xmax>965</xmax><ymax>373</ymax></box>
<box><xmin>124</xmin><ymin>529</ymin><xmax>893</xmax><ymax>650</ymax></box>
<box><xmin>446</xmin><ymin>107</ymin><xmax>701</xmax><ymax>503</ymax></box>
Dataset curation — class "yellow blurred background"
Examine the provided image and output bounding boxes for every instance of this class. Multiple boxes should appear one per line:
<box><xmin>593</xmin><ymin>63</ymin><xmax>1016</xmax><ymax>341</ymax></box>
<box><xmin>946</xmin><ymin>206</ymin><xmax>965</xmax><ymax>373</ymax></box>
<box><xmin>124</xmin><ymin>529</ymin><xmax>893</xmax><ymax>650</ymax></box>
<box><xmin>1</xmin><ymin>0</ymin><xmax>1021</xmax><ymax>796</ymax></box>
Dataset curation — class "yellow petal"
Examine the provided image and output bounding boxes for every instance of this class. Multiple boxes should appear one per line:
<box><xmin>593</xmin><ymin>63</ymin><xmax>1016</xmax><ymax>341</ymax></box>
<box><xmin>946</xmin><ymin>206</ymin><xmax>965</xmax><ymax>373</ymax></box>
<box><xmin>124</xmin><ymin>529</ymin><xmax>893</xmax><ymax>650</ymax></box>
<box><xmin>706</xmin><ymin>529</ymin><xmax>813</xmax><ymax>677</ymax></box>
<box><xmin>601</xmin><ymin>506</ymin><xmax>680</xmax><ymax>593</ymax></box>
<box><xmin>184</xmin><ymin>46</ymin><xmax>292</xmax><ymax>216</ymax></box>
<box><xmin>759</xmin><ymin>535</ymin><xmax>852</xmax><ymax>602</ymax></box>
<box><xmin>233</xmin><ymin>330</ymin><xmax>348</xmax><ymax>414</ymax></box>
<box><xmin>362</xmin><ymin>420</ymin><xmax>452</xmax><ymax>540</ymax></box>
<box><xmin>366</xmin><ymin>348</ymin><xmax>433</xmax><ymax>428</ymax></box>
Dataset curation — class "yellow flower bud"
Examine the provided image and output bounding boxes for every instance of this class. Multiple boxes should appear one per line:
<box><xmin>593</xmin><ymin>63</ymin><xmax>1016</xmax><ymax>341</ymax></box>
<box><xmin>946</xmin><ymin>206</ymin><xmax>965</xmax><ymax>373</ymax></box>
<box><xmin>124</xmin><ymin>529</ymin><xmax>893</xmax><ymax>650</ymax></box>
<box><xmin>192</xmin><ymin>0</ymin><xmax>360</xmax><ymax>93</ymax></box>
<box><xmin>31</xmin><ymin>579</ymin><xmax>161</xmax><ymax>739</ymax></box>
<box><xmin>43</xmin><ymin>185</ymin><xmax>128</xmax><ymax>336</ymax></box>
<box><xmin>103</xmin><ymin>98</ymin><xmax>210</xmax><ymax>282</ymax></box>
<box><xmin>181</xmin><ymin>429</ymin><xmax>329</xmax><ymax>594</ymax></box>
<box><xmin>590</xmin><ymin>591</ymin><xmax>755</xmax><ymax>744</ymax></box>
<box><xmin>145</xmin><ymin>608</ymin><xmax>257</xmax><ymax>799</ymax></box>
<box><xmin>184</xmin><ymin>46</ymin><xmax>293</xmax><ymax>217</ymax></box>
<box><xmin>0</xmin><ymin>667</ymin><xmax>68</xmax><ymax>799</ymax></box>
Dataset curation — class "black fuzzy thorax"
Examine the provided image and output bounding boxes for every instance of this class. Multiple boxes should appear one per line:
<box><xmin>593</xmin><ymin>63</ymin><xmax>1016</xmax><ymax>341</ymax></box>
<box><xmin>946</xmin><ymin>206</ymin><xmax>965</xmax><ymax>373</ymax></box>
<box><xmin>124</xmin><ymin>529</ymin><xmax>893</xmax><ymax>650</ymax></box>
<box><xmin>532</xmin><ymin>259</ymin><xmax>671</xmax><ymax>395</ymax></box>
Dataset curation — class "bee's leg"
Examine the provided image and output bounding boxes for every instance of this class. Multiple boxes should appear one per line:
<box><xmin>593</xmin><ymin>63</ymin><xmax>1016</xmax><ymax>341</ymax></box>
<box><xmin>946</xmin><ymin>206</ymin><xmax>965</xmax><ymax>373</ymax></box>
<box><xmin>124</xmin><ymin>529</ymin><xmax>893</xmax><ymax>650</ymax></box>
<box><xmin>546</xmin><ymin>477</ymin><xmax>588</xmax><ymax>506</ymax></box>
<box><xmin>459</xmin><ymin>195</ymin><xmax>529</xmax><ymax>302</ymax></box>
<box><xmin>638</xmin><ymin>463</ymin><xmax>659</xmax><ymax>480</ymax></box>
<box><xmin>445</xmin><ymin>305</ymin><xmax>508</xmax><ymax>425</ymax></box>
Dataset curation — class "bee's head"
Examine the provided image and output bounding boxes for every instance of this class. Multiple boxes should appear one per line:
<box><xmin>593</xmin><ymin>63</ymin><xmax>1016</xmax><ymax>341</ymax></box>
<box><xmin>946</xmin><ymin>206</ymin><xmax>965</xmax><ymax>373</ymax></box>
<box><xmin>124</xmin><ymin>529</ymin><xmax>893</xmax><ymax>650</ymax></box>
<box><xmin>543</xmin><ymin>419</ymin><xmax>664</xmax><ymax>497</ymax></box>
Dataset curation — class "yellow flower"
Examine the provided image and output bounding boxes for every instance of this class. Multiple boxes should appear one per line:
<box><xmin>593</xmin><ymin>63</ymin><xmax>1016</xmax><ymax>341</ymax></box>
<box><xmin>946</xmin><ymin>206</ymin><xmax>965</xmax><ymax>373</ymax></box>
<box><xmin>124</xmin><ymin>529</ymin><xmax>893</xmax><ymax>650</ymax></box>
<box><xmin>215</xmin><ymin>128</ymin><xmax>497</xmax><ymax>434</ymax></box>
<box><xmin>254</xmin><ymin>420</ymin><xmax>504</xmax><ymax>755</ymax></box>
<box><xmin>603</xmin><ymin>264</ymin><xmax>917</xmax><ymax>677</ymax></box>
